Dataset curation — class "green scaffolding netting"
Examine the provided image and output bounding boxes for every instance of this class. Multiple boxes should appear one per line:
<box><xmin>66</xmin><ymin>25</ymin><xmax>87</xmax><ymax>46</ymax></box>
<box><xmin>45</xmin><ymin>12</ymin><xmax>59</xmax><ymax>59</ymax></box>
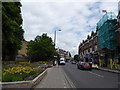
<box><xmin>97</xmin><ymin>12</ymin><xmax>117</xmax><ymax>50</ymax></box>
<box><xmin>97</xmin><ymin>12</ymin><xmax>117</xmax><ymax>29</ymax></box>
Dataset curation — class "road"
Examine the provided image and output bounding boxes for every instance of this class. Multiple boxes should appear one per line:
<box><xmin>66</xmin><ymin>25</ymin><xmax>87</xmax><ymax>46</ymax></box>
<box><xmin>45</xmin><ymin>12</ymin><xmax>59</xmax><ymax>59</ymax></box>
<box><xmin>61</xmin><ymin>62</ymin><xmax>119</xmax><ymax>88</ymax></box>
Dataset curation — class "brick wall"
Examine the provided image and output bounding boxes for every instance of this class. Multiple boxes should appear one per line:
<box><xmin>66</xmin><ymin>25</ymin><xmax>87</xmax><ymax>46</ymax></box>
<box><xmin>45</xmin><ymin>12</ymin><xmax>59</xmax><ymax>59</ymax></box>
<box><xmin>18</xmin><ymin>41</ymin><xmax>29</xmax><ymax>56</ymax></box>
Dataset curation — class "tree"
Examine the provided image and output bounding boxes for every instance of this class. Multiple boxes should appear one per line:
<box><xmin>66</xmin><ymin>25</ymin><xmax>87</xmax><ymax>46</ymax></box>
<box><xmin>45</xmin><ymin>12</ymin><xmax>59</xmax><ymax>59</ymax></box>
<box><xmin>2</xmin><ymin>2</ymin><xmax>24</xmax><ymax>61</ymax></box>
<box><xmin>69</xmin><ymin>52</ymin><xmax>72</xmax><ymax>57</ymax></box>
<box><xmin>74</xmin><ymin>54</ymin><xmax>79</xmax><ymax>62</ymax></box>
<box><xmin>27</xmin><ymin>33</ymin><xmax>57</xmax><ymax>62</ymax></box>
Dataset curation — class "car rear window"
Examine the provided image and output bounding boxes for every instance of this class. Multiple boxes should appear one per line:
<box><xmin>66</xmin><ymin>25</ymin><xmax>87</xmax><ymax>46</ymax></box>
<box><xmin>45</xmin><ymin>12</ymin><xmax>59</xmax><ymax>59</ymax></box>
<box><xmin>84</xmin><ymin>63</ymin><xmax>89</xmax><ymax>65</ymax></box>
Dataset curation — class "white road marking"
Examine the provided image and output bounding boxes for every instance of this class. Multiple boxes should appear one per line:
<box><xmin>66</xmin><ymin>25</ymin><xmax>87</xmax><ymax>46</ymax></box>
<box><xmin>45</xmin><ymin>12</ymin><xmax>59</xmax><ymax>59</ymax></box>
<box><xmin>88</xmin><ymin>71</ymin><xmax>104</xmax><ymax>78</ymax></box>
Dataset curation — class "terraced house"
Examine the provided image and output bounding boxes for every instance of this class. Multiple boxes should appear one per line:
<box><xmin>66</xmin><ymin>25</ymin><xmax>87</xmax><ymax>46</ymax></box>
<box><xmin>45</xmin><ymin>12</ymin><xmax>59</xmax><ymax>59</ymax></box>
<box><xmin>78</xmin><ymin>30</ymin><xmax>98</xmax><ymax>63</ymax></box>
<box><xmin>79</xmin><ymin>11</ymin><xmax>119</xmax><ymax>69</ymax></box>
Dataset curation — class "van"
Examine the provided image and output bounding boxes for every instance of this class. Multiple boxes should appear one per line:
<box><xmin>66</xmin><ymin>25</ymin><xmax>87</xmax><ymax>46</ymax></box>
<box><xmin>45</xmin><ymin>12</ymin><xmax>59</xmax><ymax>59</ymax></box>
<box><xmin>59</xmin><ymin>58</ymin><xmax>66</xmax><ymax>65</ymax></box>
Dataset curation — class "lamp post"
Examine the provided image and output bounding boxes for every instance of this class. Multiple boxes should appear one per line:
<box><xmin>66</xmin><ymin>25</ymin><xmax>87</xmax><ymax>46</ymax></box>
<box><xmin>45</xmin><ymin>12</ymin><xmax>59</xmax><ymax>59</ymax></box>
<box><xmin>54</xmin><ymin>30</ymin><xmax>61</xmax><ymax>47</ymax></box>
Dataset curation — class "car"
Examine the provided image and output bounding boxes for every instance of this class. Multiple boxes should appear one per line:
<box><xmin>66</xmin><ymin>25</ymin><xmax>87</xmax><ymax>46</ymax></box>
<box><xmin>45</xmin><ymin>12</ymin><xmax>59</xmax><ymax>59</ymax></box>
<box><xmin>71</xmin><ymin>61</ymin><xmax>76</xmax><ymax>64</ymax></box>
<box><xmin>77</xmin><ymin>61</ymin><xmax>92</xmax><ymax>70</ymax></box>
<box><xmin>59</xmin><ymin>58</ymin><xmax>66</xmax><ymax>65</ymax></box>
<box><xmin>91</xmin><ymin>63</ymin><xmax>98</xmax><ymax>69</ymax></box>
<box><xmin>89</xmin><ymin>62</ymin><xmax>98</xmax><ymax>69</ymax></box>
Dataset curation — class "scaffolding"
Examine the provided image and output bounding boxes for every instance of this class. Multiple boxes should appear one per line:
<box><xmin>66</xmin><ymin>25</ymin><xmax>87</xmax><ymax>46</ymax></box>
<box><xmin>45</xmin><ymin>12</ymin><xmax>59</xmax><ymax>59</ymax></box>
<box><xmin>97</xmin><ymin>12</ymin><xmax>118</xmax><ymax>69</ymax></box>
<box><xmin>97</xmin><ymin>12</ymin><xmax>117</xmax><ymax>50</ymax></box>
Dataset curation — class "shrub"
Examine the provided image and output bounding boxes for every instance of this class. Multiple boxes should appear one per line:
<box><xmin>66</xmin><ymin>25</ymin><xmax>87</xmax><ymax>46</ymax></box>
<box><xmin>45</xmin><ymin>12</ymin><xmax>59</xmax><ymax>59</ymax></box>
<box><xmin>2</xmin><ymin>62</ymin><xmax>46</xmax><ymax>82</ymax></box>
<box><xmin>2</xmin><ymin>66</ymin><xmax>34</xmax><ymax>82</ymax></box>
<box><xmin>2</xmin><ymin>73</ymin><xmax>23</xmax><ymax>82</ymax></box>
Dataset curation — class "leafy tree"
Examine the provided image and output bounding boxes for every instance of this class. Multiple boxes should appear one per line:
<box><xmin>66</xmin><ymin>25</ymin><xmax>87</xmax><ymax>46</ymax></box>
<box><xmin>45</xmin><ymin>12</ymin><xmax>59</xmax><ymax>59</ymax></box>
<box><xmin>74</xmin><ymin>54</ymin><xmax>79</xmax><ymax>62</ymax></box>
<box><xmin>2</xmin><ymin>2</ymin><xmax>24</xmax><ymax>61</ymax></box>
<box><xmin>69</xmin><ymin>52</ymin><xmax>71</xmax><ymax>57</ymax></box>
<box><xmin>27</xmin><ymin>33</ymin><xmax>57</xmax><ymax>62</ymax></box>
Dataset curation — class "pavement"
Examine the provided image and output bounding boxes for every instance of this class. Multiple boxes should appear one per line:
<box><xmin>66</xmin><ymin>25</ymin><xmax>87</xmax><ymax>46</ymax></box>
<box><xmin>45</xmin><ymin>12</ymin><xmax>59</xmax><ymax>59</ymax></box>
<box><xmin>98</xmin><ymin>67</ymin><xmax>120</xmax><ymax>74</ymax></box>
<box><xmin>34</xmin><ymin>65</ymin><xmax>75</xmax><ymax>88</ymax></box>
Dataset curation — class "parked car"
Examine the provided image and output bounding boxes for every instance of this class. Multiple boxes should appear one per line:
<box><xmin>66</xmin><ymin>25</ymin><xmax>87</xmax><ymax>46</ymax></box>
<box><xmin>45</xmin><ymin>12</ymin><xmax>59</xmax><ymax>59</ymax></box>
<box><xmin>91</xmin><ymin>62</ymin><xmax>98</xmax><ymax>69</ymax></box>
<box><xmin>60</xmin><ymin>58</ymin><xmax>66</xmax><ymax>65</ymax></box>
<box><xmin>71</xmin><ymin>61</ymin><xmax>76</xmax><ymax>64</ymax></box>
<box><xmin>77</xmin><ymin>61</ymin><xmax>92</xmax><ymax>70</ymax></box>
<box><xmin>89</xmin><ymin>61</ymin><xmax>99</xmax><ymax>69</ymax></box>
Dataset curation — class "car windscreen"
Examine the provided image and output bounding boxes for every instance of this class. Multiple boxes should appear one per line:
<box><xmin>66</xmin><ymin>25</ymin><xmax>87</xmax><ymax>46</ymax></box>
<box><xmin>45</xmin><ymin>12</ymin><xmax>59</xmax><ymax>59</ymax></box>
<box><xmin>60</xmin><ymin>60</ymin><xmax>64</xmax><ymax>61</ymax></box>
<box><xmin>84</xmin><ymin>63</ymin><xmax>89</xmax><ymax>65</ymax></box>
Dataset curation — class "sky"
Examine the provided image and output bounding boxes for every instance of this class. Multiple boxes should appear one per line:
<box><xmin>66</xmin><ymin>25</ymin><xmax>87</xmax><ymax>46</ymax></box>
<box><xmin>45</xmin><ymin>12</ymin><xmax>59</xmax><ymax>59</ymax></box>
<box><xmin>21</xmin><ymin>0</ymin><xmax>119</xmax><ymax>57</ymax></box>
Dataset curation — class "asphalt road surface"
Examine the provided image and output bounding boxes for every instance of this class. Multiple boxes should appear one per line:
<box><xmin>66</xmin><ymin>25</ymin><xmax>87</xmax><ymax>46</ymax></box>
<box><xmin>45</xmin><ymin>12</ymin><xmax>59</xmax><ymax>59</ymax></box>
<box><xmin>61</xmin><ymin>62</ymin><xmax>119</xmax><ymax>88</ymax></box>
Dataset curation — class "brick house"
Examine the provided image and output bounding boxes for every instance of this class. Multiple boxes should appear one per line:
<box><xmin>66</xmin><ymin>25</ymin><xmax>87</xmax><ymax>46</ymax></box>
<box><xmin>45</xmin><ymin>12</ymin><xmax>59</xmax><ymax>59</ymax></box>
<box><xmin>78</xmin><ymin>30</ymin><xmax>98</xmax><ymax>62</ymax></box>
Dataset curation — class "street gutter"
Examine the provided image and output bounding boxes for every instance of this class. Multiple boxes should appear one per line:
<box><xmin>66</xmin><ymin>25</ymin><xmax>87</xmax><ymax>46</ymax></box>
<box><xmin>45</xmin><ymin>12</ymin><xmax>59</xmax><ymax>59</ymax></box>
<box><xmin>98</xmin><ymin>67</ymin><xmax>120</xmax><ymax>74</ymax></box>
<box><xmin>61</xmin><ymin>68</ymin><xmax>76</xmax><ymax>88</ymax></box>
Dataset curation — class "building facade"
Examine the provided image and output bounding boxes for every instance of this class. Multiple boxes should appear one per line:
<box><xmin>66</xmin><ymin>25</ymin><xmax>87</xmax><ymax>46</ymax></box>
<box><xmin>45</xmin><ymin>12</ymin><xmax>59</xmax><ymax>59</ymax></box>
<box><xmin>18</xmin><ymin>40</ymin><xmax>33</xmax><ymax>57</ymax></box>
<box><xmin>78</xmin><ymin>3</ymin><xmax>120</xmax><ymax>69</ymax></box>
<box><xmin>97</xmin><ymin>12</ymin><xmax>117</xmax><ymax>67</ymax></box>
<box><xmin>115</xmin><ymin>2</ymin><xmax>120</xmax><ymax>61</ymax></box>
<box><xmin>18</xmin><ymin>41</ymin><xmax>29</xmax><ymax>56</ymax></box>
<box><xmin>56</xmin><ymin>48</ymin><xmax>70</xmax><ymax>60</ymax></box>
<box><xmin>97</xmin><ymin>12</ymin><xmax>117</xmax><ymax>51</ymax></box>
<box><xmin>78</xmin><ymin>30</ymin><xmax>98</xmax><ymax>62</ymax></box>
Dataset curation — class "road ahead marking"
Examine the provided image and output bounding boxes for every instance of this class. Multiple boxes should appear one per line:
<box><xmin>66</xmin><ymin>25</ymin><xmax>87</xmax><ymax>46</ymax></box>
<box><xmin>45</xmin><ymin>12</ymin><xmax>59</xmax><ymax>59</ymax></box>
<box><xmin>88</xmin><ymin>71</ymin><xmax>104</xmax><ymax>78</ymax></box>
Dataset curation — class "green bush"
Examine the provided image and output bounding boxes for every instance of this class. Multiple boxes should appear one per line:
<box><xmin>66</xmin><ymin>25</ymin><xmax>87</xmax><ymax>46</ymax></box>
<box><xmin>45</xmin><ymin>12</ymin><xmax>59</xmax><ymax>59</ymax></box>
<box><xmin>2</xmin><ymin>68</ymin><xmax>45</xmax><ymax>82</ymax></box>
<box><xmin>2</xmin><ymin>73</ymin><xmax>23</xmax><ymax>82</ymax></box>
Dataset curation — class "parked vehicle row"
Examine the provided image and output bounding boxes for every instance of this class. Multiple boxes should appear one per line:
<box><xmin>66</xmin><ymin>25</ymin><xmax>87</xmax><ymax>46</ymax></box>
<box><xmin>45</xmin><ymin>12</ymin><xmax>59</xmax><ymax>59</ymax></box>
<box><xmin>69</xmin><ymin>60</ymin><xmax>99</xmax><ymax>70</ymax></box>
<box><xmin>59</xmin><ymin>58</ymin><xmax>99</xmax><ymax>70</ymax></box>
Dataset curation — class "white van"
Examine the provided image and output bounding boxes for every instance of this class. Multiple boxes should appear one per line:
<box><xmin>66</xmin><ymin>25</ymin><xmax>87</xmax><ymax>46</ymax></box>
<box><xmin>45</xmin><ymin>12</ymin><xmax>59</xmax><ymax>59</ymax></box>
<box><xmin>60</xmin><ymin>58</ymin><xmax>66</xmax><ymax>65</ymax></box>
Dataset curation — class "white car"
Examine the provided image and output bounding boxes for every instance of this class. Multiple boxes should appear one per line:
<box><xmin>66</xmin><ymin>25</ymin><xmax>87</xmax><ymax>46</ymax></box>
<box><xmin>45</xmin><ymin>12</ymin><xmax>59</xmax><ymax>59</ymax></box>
<box><xmin>92</xmin><ymin>63</ymin><xmax>98</xmax><ymax>69</ymax></box>
<box><xmin>60</xmin><ymin>58</ymin><xmax>66</xmax><ymax>65</ymax></box>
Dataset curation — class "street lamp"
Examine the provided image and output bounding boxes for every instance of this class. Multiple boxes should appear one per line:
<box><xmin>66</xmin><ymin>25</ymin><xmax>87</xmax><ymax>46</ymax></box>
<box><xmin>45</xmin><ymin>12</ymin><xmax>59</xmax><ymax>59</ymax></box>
<box><xmin>54</xmin><ymin>30</ymin><xmax>61</xmax><ymax>47</ymax></box>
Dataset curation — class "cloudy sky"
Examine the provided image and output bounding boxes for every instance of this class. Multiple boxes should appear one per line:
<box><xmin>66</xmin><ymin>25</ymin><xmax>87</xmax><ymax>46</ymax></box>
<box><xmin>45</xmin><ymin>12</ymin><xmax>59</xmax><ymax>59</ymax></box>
<box><xmin>21</xmin><ymin>0</ymin><xmax>119</xmax><ymax>57</ymax></box>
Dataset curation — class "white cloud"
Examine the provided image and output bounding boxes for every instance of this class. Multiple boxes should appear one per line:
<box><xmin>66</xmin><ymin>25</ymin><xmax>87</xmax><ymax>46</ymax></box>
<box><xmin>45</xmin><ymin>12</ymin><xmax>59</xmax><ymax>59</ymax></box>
<box><xmin>21</xmin><ymin>0</ymin><xmax>119</xmax><ymax>2</ymax></box>
<box><xmin>21</xmin><ymin>0</ymin><xmax>119</xmax><ymax>56</ymax></box>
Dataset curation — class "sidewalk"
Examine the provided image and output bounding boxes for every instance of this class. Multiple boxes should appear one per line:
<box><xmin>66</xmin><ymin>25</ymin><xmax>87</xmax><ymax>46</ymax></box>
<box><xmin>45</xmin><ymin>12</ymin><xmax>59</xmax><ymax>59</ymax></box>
<box><xmin>98</xmin><ymin>67</ymin><xmax>120</xmax><ymax>74</ymax></box>
<box><xmin>34</xmin><ymin>66</ymin><xmax>75</xmax><ymax>88</ymax></box>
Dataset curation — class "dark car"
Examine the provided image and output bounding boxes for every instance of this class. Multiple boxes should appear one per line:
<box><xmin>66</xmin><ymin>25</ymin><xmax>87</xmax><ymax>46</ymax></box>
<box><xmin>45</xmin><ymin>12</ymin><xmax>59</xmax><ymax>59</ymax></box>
<box><xmin>71</xmin><ymin>61</ymin><xmax>76</xmax><ymax>64</ymax></box>
<box><xmin>77</xmin><ymin>62</ymin><xmax>92</xmax><ymax>70</ymax></box>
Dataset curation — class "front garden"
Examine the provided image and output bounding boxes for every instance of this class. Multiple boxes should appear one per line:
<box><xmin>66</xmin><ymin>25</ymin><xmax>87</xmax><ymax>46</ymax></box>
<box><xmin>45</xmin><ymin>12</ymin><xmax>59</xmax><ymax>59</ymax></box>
<box><xmin>2</xmin><ymin>61</ymin><xmax>52</xmax><ymax>82</ymax></box>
